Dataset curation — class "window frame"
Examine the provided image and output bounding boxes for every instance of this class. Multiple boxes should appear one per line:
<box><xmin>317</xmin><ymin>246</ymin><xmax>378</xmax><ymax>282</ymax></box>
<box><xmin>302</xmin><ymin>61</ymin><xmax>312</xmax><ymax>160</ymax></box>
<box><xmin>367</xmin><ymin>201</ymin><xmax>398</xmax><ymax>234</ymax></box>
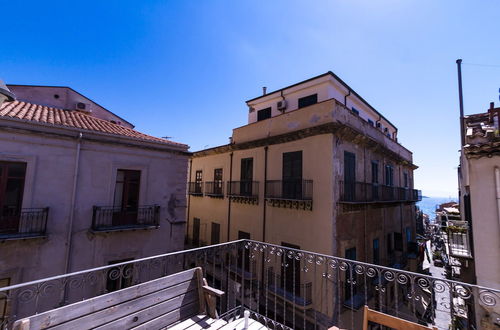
<box><xmin>298</xmin><ymin>94</ymin><xmax>318</xmax><ymax>109</ymax></box>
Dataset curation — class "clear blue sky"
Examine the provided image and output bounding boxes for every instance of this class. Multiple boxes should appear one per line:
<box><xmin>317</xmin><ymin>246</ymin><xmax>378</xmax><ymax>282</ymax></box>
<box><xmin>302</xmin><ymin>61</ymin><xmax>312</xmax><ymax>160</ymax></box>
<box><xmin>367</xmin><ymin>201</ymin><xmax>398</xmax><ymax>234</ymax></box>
<box><xmin>2</xmin><ymin>0</ymin><xmax>499</xmax><ymax>197</ymax></box>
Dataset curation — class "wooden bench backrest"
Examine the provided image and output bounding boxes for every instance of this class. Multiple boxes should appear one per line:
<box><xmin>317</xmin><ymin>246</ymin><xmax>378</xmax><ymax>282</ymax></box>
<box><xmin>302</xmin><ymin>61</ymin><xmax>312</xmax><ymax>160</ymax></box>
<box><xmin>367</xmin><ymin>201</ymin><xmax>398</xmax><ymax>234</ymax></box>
<box><xmin>363</xmin><ymin>305</ymin><xmax>438</xmax><ymax>330</ymax></box>
<box><xmin>13</xmin><ymin>267</ymin><xmax>205</xmax><ymax>330</ymax></box>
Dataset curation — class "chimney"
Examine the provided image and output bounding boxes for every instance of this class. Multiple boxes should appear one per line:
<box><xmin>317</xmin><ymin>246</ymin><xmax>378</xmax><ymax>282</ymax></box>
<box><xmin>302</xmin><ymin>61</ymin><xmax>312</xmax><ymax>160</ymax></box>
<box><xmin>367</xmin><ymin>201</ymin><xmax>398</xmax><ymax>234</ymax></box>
<box><xmin>262</xmin><ymin>87</ymin><xmax>267</xmax><ymax>95</ymax></box>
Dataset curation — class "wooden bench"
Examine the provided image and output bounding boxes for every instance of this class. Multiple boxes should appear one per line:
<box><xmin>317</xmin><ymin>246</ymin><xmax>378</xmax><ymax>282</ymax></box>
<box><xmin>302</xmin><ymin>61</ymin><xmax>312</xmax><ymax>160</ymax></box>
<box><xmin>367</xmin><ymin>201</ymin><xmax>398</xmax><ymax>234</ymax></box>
<box><xmin>363</xmin><ymin>305</ymin><xmax>438</xmax><ymax>330</ymax></box>
<box><xmin>13</xmin><ymin>267</ymin><xmax>225</xmax><ymax>330</ymax></box>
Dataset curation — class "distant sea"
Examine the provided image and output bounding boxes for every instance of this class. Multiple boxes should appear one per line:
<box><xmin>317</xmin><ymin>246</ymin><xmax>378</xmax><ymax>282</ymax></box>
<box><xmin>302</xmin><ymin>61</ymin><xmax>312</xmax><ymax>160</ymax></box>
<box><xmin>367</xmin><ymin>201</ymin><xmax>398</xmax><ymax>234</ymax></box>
<box><xmin>417</xmin><ymin>196</ymin><xmax>458</xmax><ymax>222</ymax></box>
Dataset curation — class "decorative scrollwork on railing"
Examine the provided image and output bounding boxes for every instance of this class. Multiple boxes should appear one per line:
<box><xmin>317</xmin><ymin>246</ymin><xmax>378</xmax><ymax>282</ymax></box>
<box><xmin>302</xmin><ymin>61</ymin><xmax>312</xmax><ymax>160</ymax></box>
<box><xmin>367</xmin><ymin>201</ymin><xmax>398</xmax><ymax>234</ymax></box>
<box><xmin>479</xmin><ymin>289</ymin><xmax>499</xmax><ymax>307</ymax></box>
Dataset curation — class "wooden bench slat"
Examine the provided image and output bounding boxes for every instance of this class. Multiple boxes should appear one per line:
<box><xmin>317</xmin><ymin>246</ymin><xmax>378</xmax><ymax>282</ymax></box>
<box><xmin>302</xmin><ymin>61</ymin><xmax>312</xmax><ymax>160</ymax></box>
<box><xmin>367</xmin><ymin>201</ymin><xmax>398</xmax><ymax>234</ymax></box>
<box><xmin>50</xmin><ymin>281</ymin><xmax>197</xmax><ymax>330</ymax></box>
<box><xmin>129</xmin><ymin>301</ymin><xmax>199</xmax><ymax>330</ymax></box>
<box><xmin>94</xmin><ymin>290</ymin><xmax>199</xmax><ymax>330</ymax></box>
<box><xmin>23</xmin><ymin>268</ymin><xmax>198</xmax><ymax>330</ymax></box>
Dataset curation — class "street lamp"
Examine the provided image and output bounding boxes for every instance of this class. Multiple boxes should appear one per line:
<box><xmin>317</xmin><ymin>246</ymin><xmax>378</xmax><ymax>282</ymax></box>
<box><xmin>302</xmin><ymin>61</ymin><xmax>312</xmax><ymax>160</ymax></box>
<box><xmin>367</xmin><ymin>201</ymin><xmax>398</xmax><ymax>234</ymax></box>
<box><xmin>0</xmin><ymin>79</ymin><xmax>15</xmax><ymax>107</ymax></box>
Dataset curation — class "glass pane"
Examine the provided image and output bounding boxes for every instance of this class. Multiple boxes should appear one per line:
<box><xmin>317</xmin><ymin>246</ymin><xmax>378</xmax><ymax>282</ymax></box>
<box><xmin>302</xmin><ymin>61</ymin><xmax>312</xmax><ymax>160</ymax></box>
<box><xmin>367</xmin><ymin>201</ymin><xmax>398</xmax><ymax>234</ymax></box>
<box><xmin>113</xmin><ymin>182</ymin><xmax>124</xmax><ymax>208</ymax></box>
<box><xmin>7</xmin><ymin>162</ymin><xmax>26</xmax><ymax>178</ymax></box>
<box><xmin>116</xmin><ymin>170</ymin><xmax>125</xmax><ymax>182</ymax></box>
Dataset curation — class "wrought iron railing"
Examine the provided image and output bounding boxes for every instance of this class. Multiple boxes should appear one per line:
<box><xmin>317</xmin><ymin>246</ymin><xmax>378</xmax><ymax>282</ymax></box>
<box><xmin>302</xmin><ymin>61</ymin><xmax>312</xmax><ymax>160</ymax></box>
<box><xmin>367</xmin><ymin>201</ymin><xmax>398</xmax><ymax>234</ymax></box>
<box><xmin>188</xmin><ymin>181</ymin><xmax>203</xmax><ymax>196</ymax></box>
<box><xmin>265</xmin><ymin>180</ymin><xmax>313</xmax><ymax>200</ymax></box>
<box><xmin>91</xmin><ymin>205</ymin><xmax>160</xmax><ymax>231</ymax></box>
<box><xmin>0</xmin><ymin>240</ymin><xmax>498</xmax><ymax>329</ymax></box>
<box><xmin>0</xmin><ymin>208</ymin><xmax>49</xmax><ymax>239</ymax></box>
<box><xmin>204</xmin><ymin>181</ymin><xmax>224</xmax><ymax>197</ymax></box>
<box><xmin>339</xmin><ymin>181</ymin><xmax>421</xmax><ymax>203</ymax></box>
<box><xmin>227</xmin><ymin>181</ymin><xmax>259</xmax><ymax>198</ymax></box>
<box><xmin>266</xmin><ymin>268</ymin><xmax>313</xmax><ymax>307</ymax></box>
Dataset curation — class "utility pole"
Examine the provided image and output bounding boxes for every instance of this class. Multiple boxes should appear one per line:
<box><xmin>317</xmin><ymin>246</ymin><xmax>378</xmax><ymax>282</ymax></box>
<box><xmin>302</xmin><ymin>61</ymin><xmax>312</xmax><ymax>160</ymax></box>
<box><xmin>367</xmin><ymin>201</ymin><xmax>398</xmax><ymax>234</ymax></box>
<box><xmin>456</xmin><ymin>59</ymin><xmax>465</xmax><ymax>146</ymax></box>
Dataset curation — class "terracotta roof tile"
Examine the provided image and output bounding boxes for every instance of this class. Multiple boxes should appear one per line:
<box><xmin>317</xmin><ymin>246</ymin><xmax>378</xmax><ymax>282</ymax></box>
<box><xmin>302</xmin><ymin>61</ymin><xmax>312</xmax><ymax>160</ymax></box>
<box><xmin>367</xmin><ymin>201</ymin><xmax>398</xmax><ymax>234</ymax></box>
<box><xmin>0</xmin><ymin>101</ymin><xmax>187</xmax><ymax>148</ymax></box>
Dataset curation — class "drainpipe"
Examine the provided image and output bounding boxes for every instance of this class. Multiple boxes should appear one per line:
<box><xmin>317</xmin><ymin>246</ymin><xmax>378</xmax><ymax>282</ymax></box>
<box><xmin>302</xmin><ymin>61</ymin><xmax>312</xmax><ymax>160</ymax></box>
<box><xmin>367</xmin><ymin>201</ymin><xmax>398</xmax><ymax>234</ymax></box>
<box><xmin>61</xmin><ymin>132</ymin><xmax>82</xmax><ymax>303</ymax></box>
<box><xmin>495</xmin><ymin>167</ymin><xmax>500</xmax><ymax>229</ymax></box>
<box><xmin>344</xmin><ymin>89</ymin><xmax>351</xmax><ymax>107</ymax></box>
<box><xmin>262</xmin><ymin>146</ymin><xmax>268</xmax><ymax>242</ymax></box>
<box><xmin>186</xmin><ymin>159</ymin><xmax>193</xmax><ymax>244</ymax></box>
<box><xmin>227</xmin><ymin>152</ymin><xmax>233</xmax><ymax>241</ymax></box>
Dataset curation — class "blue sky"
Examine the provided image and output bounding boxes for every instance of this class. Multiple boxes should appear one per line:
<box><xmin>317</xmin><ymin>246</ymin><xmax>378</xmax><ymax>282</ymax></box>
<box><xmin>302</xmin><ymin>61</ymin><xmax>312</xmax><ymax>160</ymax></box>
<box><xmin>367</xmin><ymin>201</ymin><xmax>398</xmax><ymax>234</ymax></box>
<box><xmin>2</xmin><ymin>0</ymin><xmax>499</xmax><ymax>197</ymax></box>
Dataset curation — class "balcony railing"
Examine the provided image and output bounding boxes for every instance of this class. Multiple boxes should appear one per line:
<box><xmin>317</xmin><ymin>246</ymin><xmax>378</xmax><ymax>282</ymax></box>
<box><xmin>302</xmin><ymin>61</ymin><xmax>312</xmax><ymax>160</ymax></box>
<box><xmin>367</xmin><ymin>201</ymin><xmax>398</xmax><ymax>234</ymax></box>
<box><xmin>266</xmin><ymin>268</ymin><xmax>313</xmax><ymax>308</ymax></box>
<box><xmin>265</xmin><ymin>180</ymin><xmax>313</xmax><ymax>200</ymax></box>
<box><xmin>188</xmin><ymin>181</ymin><xmax>203</xmax><ymax>196</ymax></box>
<box><xmin>227</xmin><ymin>181</ymin><xmax>259</xmax><ymax>198</ymax></box>
<box><xmin>1</xmin><ymin>240</ymin><xmax>498</xmax><ymax>330</ymax></box>
<box><xmin>91</xmin><ymin>205</ymin><xmax>160</xmax><ymax>231</ymax></box>
<box><xmin>339</xmin><ymin>181</ymin><xmax>421</xmax><ymax>203</ymax></box>
<box><xmin>204</xmin><ymin>181</ymin><xmax>224</xmax><ymax>197</ymax></box>
<box><xmin>0</xmin><ymin>208</ymin><xmax>49</xmax><ymax>239</ymax></box>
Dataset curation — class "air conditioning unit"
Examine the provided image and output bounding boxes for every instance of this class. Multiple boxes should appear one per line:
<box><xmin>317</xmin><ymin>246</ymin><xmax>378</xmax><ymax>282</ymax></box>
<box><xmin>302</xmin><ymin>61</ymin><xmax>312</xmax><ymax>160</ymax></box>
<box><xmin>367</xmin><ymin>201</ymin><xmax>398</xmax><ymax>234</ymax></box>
<box><xmin>277</xmin><ymin>100</ymin><xmax>287</xmax><ymax>111</ymax></box>
<box><xmin>75</xmin><ymin>102</ymin><xmax>91</xmax><ymax>113</ymax></box>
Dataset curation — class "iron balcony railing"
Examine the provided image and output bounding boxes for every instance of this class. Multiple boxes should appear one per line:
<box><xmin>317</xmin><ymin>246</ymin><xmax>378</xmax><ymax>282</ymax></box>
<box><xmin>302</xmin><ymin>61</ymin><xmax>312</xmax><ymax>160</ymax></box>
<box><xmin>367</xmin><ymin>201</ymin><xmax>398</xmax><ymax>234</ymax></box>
<box><xmin>227</xmin><ymin>181</ymin><xmax>259</xmax><ymax>198</ymax></box>
<box><xmin>0</xmin><ymin>207</ymin><xmax>49</xmax><ymax>239</ymax></box>
<box><xmin>204</xmin><ymin>181</ymin><xmax>224</xmax><ymax>197</ymax></box>
<box><xmin>91</xmin><ymin>205</ymin><xmax>160</xmax><ymax>231</ymax></box>
<box><xmin>187</xmin><ymin>181</ymin><xmax>203</xmax><ymax>196</ymax></box>
<box><xmin>265</xmin><ymin>180</ymin><xmax>313</xmax><ymax>200</ymax></box>
<box><xmin>0</xmin><ymin>240</ymin><xmax>498</xmax><ymax>330</ymax></box>
<box><xmin>339</xmin><ymin>181</ymin><xmax>421</xmax><ymax>203</ymax></box>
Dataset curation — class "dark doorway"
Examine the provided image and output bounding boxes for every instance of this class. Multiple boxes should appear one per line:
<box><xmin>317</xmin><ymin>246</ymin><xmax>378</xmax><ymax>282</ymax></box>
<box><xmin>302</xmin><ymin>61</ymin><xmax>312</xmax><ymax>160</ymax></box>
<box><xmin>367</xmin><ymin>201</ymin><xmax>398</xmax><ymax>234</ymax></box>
<box><xmin>0</xmin><ymin>162</ymin><xmax>27</xmax><ymax>234</ymax></box>
<box><xmin>281</xmin><ymin>242</ymin><xmax>301</xmax><ymax>296</ymax></box>
<box><xmin>344</xmin><ymin>152</ymin><xmax>356</xmax><ymax>201</ymax></box>
<box><xmin>113</xmin><ymin>169</ymin><xmax>140</xmax><ymax>226</ymax></box>
<box><xmin>240</xmin><ymin>158</ymin><xmax>253</xmax><ymax>196</ymax></box>
<box><xmin>282</xmin><ymin>151</ymin><xmax>302</xmax><ymax>199</ymax></box>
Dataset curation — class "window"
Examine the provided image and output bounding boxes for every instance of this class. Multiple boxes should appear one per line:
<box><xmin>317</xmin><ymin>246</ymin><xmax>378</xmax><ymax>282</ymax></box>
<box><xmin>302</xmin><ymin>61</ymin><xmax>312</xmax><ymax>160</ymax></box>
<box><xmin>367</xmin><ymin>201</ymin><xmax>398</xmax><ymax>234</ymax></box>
<box><xmin>282</xmin><ymin>151</ymin><xmax>302</xmax><ymax>199</ymax></box>
<box><xmin>344</xmin><ymin>151</ymin><xmax>356</xmax><ymax>201</ymax></box>
<box><xmin>195</xmin><ymin>170</ymin><xmax>203</xmax><ymax>194</ymax></box>
<box><xmin>106</xmin><ymin>259</ymin><xmax>133</xmax><ymax>292</ymax></box>
<box><xmin>238</xmin><ymin>231</ymin><xmax>251</xmax><ymax>271</ymax></box>
<box><xmin>406</xmin><ymin>227</ymin><xmax>412</xmax><ymax>243</ymax></box>
<box><xmin>240</xmin><ymin>158</ymin><xmax>253</xmax><ymax>196</ymax></box>
<box><xmin>351</xmin><ymin>107</ymin><xmax>359</xmax><ymax>116</ymax></box>
<box><xmin>0</xmin><ymin>162</ymin><xmax>27</xmax><ymax>233</ymax></box>
<box><xmin>257</xmin><ymin>107</ymin><xmax>271</xmax><ymax>121</ymax></box>
<box><xmin>403</xmin><ymin>172</ymin><xmax>409</xmax><ymax>188</ymax></box>
<box><xmin>384</xmin><ymin>164</ymin><xmax>394</xmax><ymax>186</ymax></box>
<box><xmin>376</xmin><ymin>122</ymin><xmax>381</xmax><ymax>129</ymax></box>
<box><xmin>373</xmin><ymin>239</ymin><xmax>380</xmax><ymax>265</ymax></box>
<box><xmin>371</xmin><ymin>161</ymin><xmax>379</xmax><ymax>184</ymax></box>
<box><xmin>214</xmin><ymin>168</ymin><xmax>223</xmax><ymax>195</ymax></box>
<box><xmin>367</xmin><ymin>119</ymin><xmax>374</xmax><ymax>126</ymax></box>
<box><xmin>211</xmin><ymin>222</ymin><xmax>220</xmax><ymax>245</ymax></box>
<box><xmin>193</xmin><ymin>218</ymin><xmax>200</xmax><ymax>246</ymax></box>
<box><xmin>298</xmin><ymin>94</ymin><xmax>318</xmax><ymax>108</ymax></box>
<box><xmin>113</xmin><ymin>169</ymin><xmax>141</xmax><ymax>226</ymax></box>
<box><xmin>394</xmin><ymin>232</ymin><xmax>403</xmax><ymax>251</ymax></box>
<box><xmin>281</xmin><ymin>242</ymin><xmax>301</xmax><ymax>295</ymax></box>
<box><xmin>0</xmin><ymin>278</ymin><xmax>9</xmax><ymax>327</ymax></box>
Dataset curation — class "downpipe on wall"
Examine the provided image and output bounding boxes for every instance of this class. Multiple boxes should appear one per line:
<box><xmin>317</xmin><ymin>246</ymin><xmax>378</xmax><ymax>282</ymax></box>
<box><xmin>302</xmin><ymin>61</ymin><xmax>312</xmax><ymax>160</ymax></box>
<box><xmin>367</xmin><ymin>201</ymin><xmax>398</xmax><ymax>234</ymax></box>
<box><xmin>495</xmin><ymin>167</ymin><xmax>500</xmax><ymax>229</ymax></box>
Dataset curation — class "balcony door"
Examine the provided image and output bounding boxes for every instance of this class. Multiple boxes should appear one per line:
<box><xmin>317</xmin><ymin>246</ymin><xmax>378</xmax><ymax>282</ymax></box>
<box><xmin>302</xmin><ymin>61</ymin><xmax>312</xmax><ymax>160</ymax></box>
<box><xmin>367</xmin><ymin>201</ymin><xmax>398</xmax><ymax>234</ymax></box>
<box><xmin>344</xmin><ymin>152</ymin><xmax>356</xmax><ymax>201</ymax></box>
<box><xmin>113</xmin><ymin>169</ymin><xmax>140</xmax><ymax>226</ymax></box>
<box><xmin>282</xmin><ymin>242</ymin><xmax>301</xmax><ymax>296</ymax></box>
<box><xmin>0</xmin><ymin>162</ymin><xmax>27</xmax><ymax>234</ymax></box>
<box><xmin>282</xmin><ymin>151</ymin><xmax>302</xmax><ymax>199</ymax></box>
<box><xmin>240</xmin><ymin>158</ymin><xmax>253</xmax><ymax>196</ymax></box>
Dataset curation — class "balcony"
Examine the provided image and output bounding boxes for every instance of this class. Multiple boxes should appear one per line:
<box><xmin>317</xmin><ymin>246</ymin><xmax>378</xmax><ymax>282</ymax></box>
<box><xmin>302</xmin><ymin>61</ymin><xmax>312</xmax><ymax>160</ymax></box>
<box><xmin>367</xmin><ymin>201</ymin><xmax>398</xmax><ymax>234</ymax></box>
<box><xmin>227</xmin><ymin>181</ymin><xmax>259</xmax><ymax>204</ymax></box>
<box><xmin>204</xmin><ymin>181</ymin><xmax>224</xmax><ymax>198</ymax></box>
<box><xmin>91</xmin><ymin>205</ymin><xmax>160</xmax><ymax>232</ymax></box>
<box><xmin>265</xmin><ymin>180</ymin><xmax>313</xmax><ymax>210</ymax></box>
<box><xmin>0</xmin><ymin>208</ymin><xmax>49</xmax><ymax>240</ymax></box>
<box><xmin>1</xmin><ymin>240</ymin><xmax>498</xmax><ymax>330</ymax></box>
<box><xmin>445</xmin><ymin>221</ymin><xmax>472</xmax><ymax>259</ymax></box>
<box><xmin>339</xmin><ymin>181</ymin><xmax>421</xmax><ymax>203</ymax></box>
<box><xmin>188</xmin><ymin>182</ymin><xmax>203</xmax><ymax>196</ymax></box>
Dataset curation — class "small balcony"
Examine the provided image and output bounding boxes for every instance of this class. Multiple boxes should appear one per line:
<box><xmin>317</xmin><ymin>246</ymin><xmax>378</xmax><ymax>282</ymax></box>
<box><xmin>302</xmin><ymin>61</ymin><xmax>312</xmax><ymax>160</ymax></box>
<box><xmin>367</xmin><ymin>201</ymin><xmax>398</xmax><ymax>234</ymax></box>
<box><xmin>204</xmin><ymin>181</ymin><xmax>224</xmax><ymax>198</ymax></box>
<box><xmin>445</xmin><ymin>221</ymin><xmax>472</xmax><ymax>259</ymax></box>
<box><xmin>0</xmin><ymin>208</ymin><xmax>49</xmax><ymax>240</ymax></box>
<box><xmin>187</xmin><ymin>182</ymin><xmax>203</xmax><ymax>196</ymax></box>
<box><xmin>91</xmin><ymin>205</ymin><xmax>160</xmax><ymax>232</ymax></box>
<box><xmin>339</xmin><ymin>181</ymin><xmax>421</xmax><ymax>203</ymax></box>
<box><xmin>227</xmin><ymin>181</ymin><xmax>259</xmax><ymax>204</ymax></box>
<box><xmin>265</xmin><ymin>180</ymin><xmax>313</xmax><ymax>210</ymax></box>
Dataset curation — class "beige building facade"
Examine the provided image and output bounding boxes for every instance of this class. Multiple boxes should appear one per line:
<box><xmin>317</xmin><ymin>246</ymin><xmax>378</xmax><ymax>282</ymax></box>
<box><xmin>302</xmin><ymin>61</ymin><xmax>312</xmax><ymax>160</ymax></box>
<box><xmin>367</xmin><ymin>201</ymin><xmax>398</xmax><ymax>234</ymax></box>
<box><xmin>186</xmin><ymin>72</ymin><xmax>420</xmax><ymax>325</ymax></box>
<box><xmin>459</xmin><ymin>103</ymin><xmax>500</xmax><ymax>327</ymax></box>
